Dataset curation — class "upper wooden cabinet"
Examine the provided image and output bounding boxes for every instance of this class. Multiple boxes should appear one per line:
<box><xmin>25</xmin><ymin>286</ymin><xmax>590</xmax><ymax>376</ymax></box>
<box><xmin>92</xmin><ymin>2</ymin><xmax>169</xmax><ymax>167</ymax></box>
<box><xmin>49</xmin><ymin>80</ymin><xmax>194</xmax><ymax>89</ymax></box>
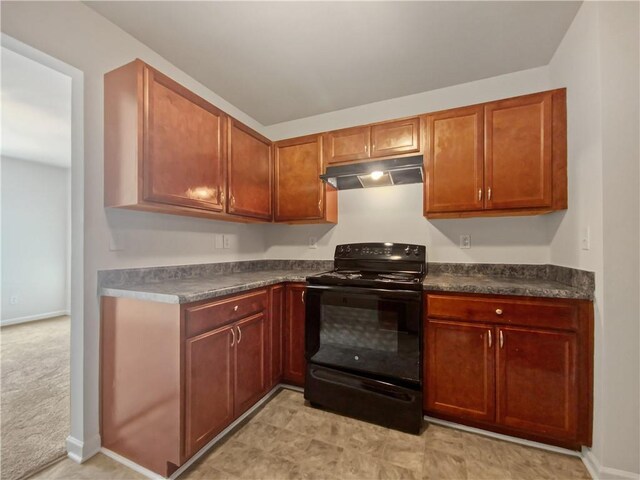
<box><xmin>274</xmin><ymin>135</ymin><xmax>337</xmax><ymax>223</ymax></box>
<box><xmin>105</xmin><ymin>60</ymin><xmax>230</xmax><ymax>219</ymax></box>
<box><xmin>227</xmin><ymin>119</ymin><xmax>272</xmax><ymax>220</ymax></box>
<box><xmin>325</xmin><ymin>117</ymin><xmax>421</xmax><ymax>165</ymax></box>
<box><xmin>424</xmin><ymin>89</ymin><xmax>567</xmax><ymax>219</ymax></box>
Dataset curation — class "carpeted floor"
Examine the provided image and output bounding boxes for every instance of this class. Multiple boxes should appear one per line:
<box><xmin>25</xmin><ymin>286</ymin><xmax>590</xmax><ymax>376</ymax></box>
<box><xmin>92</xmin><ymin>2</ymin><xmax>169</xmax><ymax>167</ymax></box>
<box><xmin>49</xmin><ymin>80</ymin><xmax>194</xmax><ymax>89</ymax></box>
<box><xmin>1</xmin><ymin>316</ymin><xmax>70</xmax><ymax>480</ymax></box>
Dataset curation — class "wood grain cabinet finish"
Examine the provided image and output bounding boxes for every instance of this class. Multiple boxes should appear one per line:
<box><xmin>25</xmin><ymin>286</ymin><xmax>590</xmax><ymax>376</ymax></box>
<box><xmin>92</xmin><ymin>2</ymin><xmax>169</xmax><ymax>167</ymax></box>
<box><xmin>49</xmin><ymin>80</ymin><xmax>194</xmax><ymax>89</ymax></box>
<box><xmin>227</xmin><ymin>119</ymin><xmax>272</xmax><ymax>220</ymax></box>
<box><xmin>283</xmin><ymin>283</ymin><xmax>306</xmax><ymax>386</ymax></box>
<box><xmin>105</xmin><ymin>59</ymin><xmax>232</xmax><ymax>220</ymax></box>
<box><xmin>424</xmin><ymin>106</ymin><xmax>484</xmax><ymax>213</ymax></box>
<box><xmin>324</xmin><ymin>117</ymin><xmax>421</xmax><ymax>165</ymax></box>
<box><xmin>270</xmin><ymin>285</ymin><xmax>285</xmax><ymax>386</ymax></box>
<box><xmin>101</xmin><ymin>287</ymin><xmax>274</xmax><ymax>477</ymax></box>
<box><xmin>185</xmin><ymin>325</ymin><xmax>235</xmax><ymax>458</ymax></box>
<box><xmin>424</xmin><ymin>89</ymin><xmax>567</xmax><ymax>219</ymax></box>
<box><xmin>424</xmin><ymin>292</ymin><xmax>593</xmax><ymax>450</ymax></box>
<box><xmin>274</xmin><ymin>135</ymin><xmax>337</xmax><ymax>223</ymax></box>
<box><xmin>426</xmin><ymin>320</ymin><xmax>495</xmax><ymax>422</ymax></box>
<box><xmin>324</xmin><ymin>126</ymin><xmax>371</xmax><ymax>164</ymax></box>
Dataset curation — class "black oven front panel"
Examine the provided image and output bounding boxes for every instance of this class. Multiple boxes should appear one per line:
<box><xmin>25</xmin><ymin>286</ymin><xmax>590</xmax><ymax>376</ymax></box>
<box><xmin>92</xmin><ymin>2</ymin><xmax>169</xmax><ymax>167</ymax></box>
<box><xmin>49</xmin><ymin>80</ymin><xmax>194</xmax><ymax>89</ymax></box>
<box><xmin>305</xmin><ymin>285</ymin><xmax>422</xmax><ymax>386</ymax></box>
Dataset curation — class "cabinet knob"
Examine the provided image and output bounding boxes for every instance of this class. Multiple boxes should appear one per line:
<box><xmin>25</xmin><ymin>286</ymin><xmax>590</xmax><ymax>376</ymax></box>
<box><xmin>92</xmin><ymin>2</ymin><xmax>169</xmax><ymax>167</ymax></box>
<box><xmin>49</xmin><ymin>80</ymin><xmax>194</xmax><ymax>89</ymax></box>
<box><xmin>495</xmin><ymin>308</ymin><xmax>503</xmax><ymax>315</ymax></box>
<box><xmin>234</xmin><ymin>305</ymin><xmax>239</xmax><ymax>312</ymax></box>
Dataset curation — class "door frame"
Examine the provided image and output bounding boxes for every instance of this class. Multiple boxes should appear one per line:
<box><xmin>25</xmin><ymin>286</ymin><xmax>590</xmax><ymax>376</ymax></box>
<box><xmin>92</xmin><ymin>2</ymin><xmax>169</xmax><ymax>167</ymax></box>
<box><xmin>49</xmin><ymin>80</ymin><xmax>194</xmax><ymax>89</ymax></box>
<box><xmin>1</xmin><ymin>33</ymin><xmax>88</xmax><ymax>462</ymax></box>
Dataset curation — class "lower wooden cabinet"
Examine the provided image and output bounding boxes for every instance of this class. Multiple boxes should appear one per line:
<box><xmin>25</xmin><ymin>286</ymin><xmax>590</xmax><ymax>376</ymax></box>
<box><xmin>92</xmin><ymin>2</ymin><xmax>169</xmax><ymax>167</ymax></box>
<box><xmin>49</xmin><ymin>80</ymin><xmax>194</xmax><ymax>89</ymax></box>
<box><xmin>424</xmin><ymin>293</ymin><xmax>593</xmax><ymax>450</ymax></box>
<box><xmin>101</xmin><ymin>287</ymin><xmax>273</xmax><ymax>477</ymax></box>
<box><xmin>270</xmin><ymin>284</ymin><xmax>285</xmax><ymax>387</ymax></box>
<box><xmin>283</xmin><ymin>283</ymin><xmax>306</xmax><ymax>386</ymax></box>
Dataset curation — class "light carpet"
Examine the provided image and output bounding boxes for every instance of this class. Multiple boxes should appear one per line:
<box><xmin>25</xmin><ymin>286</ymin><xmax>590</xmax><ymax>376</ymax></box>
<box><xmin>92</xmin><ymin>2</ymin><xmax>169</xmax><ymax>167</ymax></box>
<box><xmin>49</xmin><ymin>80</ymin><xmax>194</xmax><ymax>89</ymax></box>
<box><xmin>1</xmin><ymin>316</ymin><xmax>70</xmax><ymax>480</ymax></box>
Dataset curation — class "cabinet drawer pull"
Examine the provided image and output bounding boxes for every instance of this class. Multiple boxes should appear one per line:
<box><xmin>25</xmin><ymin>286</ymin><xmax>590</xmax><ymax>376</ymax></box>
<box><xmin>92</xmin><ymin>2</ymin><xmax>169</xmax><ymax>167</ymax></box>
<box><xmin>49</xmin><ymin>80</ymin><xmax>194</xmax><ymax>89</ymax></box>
<box><xmin>488</xmin><ymin>187</ymin><xmax>492</xmax><ymax>201</ymax></box>
<box><xmin>233</xmin><ymin>305</ymin><xmax>239</xmax><ymax>312</ymax></box>
<box><xmin>495</xmin><ymin>308</ymin><xmax>503</xmax><ymax>315</ymax></box>
<box><xmin>499</xmin><ymin>330</ymin><xmax>504</xmax><ymax>348</ymax></box>
<box><xmin>478</xmin><ymin>189</ymin><xmax>482</xmax><ymax>201</ymax></box>
<box><xmin>230</xmin><ymin>328</ymin><xmax>235</xmax><ymax>347</ymax></box>
<box><xmin>230</xmin><ymin>195</ymin><xmax>235</xmax><ymax>207</ymax></box>
<box><xmin>364</xmin><ymin>144</ymin><xmax>368</xmax><ymax>152</ymax></box>
<box><xmin>236</xmin><ymin>326</ymin><xmax>242</xmax><ymax>344</ymax></box>
<box><xmin>488</xmin><ymin>330</ymin><xmax>492</xmax><ymax>348</ymax></box>
<box><xmin>302</xmin><ymin>291</ymin><xmax>305</xmax><ymax>303</ymax></box>
<box><xmin>318</xmin><ymin>198</ymin><xmax>323</xmax><ymax>213</ymax></box>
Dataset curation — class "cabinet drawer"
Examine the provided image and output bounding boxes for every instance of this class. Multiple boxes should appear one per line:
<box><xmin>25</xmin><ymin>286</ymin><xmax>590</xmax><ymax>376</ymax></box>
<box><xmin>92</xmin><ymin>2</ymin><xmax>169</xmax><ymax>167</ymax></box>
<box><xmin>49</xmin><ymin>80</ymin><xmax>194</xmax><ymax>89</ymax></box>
<box><xmin>426</xmin><ymin>294</ymin><xmax>578</xmax><ymax>331</ymax></box>
<box><xmin>185</xmin><ymin>290</ymin><xmax>268</xmax><ymax>338</ymax></box>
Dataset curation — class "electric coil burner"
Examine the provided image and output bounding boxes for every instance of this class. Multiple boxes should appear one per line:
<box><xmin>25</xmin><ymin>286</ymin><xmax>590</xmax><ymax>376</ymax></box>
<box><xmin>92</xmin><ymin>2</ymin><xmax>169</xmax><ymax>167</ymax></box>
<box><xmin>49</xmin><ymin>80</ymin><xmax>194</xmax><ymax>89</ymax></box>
<box><xmin>304</xmin><ymin>243</ymin><xmax>426</xmax><ymax>434</ymax></box>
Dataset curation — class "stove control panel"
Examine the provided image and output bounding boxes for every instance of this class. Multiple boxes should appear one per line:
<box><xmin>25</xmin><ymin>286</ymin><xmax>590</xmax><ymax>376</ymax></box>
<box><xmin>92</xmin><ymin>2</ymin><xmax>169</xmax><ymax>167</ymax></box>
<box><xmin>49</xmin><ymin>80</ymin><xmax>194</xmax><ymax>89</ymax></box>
<box><xmin>334</xmin><ymin>243</ymin><xmax>426</xmax><ymax>262</ymax></box>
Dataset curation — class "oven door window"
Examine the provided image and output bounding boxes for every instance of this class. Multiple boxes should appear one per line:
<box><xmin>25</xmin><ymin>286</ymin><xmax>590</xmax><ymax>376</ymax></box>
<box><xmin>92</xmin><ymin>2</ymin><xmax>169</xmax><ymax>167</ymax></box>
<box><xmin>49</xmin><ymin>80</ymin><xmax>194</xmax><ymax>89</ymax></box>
<box><xmin>308</xmin><ymin>289</ymin><xmax>421</xmax><ymax>384</ymax></box>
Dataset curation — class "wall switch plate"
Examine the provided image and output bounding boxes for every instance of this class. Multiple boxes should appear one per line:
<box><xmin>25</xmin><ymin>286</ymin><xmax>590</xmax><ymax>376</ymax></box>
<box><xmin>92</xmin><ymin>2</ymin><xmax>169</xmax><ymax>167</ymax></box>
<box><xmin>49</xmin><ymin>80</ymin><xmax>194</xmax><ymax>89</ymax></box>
<box><xmin>223</xmin><ymin>235</ymin><xmax>231</xmax><ymax>249</ymax></box>
<box><xmin>460</xmin><ymin>234</ymin><xmax>471</xmax><ymax>249</ymax></box>
<box><xmin>309</xmin><ymin>236</ymin><xmax>318</xmax><ymax>249</ymax></box>
<box><xmin>108</xmin><ymin>231</ymin><xmax>125</xmax><ymax>251</ymax></box>
<box><xmin>10</xmin><ymin>295</ymin><xmax>18</xmax><ymax>305</ymax></box>
<box><xmin>581</xmin><ymin>227</ymin><xmax>591</xmax><ymax>250</ymax></box>
<box><xmin>214</xmin><ymin>234</ymin><xmax>224</xmax><ymax>249</ymax></box>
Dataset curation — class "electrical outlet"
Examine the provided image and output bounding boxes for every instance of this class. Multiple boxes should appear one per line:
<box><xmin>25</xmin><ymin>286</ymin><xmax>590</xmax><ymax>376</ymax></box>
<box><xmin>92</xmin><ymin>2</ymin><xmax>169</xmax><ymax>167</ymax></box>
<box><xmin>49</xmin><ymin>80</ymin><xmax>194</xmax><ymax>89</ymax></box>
<box><xmin>223</xmin><ymin>235</ymin><xmax>231</xmax><ymax>249</ymax></box>
<box><xmin>10</xmin><ymin>295</ymin><xmax>18</xmax><ymax>305</ymax></box>
<box><xmin>581</xmin><ymin>227</ymin><xmax>591</xmax><ymax>251</ymax></box>
<box><xmin>308</xmin><ymin>236</ymin><xmax>318</xmax><ymax>249</ymax></box>
<box><xmin>460</xmin><ymin>234</ymin><xmax>471</xmax><ymax>249</ymax></box>
<box><xmin>214</xmin><ymin>234</ymin><xmax>224</xmax><ymax>249</ymax></box>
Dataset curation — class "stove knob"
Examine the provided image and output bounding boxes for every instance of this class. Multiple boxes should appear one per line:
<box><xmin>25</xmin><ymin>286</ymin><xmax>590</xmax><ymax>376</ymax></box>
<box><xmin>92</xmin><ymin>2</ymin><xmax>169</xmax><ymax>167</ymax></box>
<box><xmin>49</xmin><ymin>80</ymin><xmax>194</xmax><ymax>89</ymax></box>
<box><xmin>338</xmin><ymin>246</ymin><xmax>344</xmax><ymax>253</ymax></box>
<box><xmin>413</xmin><ymin>247</ymin><xmax>420</xmax><ymax>256</ymax></box>
<box><xmin>404</xmin><ymin>246</ymin><xmax>411</xmax><ymax>255</ymax></box>
<box><xmin>346</xmin><ymin>245</ymin><xmax>351</xmax><ymax>254</ymax></box>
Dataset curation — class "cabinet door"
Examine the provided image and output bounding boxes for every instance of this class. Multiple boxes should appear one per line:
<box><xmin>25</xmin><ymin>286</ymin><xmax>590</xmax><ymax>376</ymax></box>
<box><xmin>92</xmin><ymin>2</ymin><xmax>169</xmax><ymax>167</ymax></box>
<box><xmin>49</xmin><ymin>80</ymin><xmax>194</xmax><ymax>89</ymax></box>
<box><xmin>424</xmin><ymin>106</ymin><xmax>484</xmax><ymax>213</ymax></box>
<box><xmin>234</xmin><ymin>313</ymin><xmax>268</xmax><ymax>416</ymax></box>
<box><xmin>143</xmin><ymin>66</ymin><xmax>225</xmax><ymax>211</ymax></box>
<box><xmin>274</xmin><ymin>135</ymin><xmax>325</xmax><ymax>222</ymax></box>
<box><xmin>425</xmin><ymin>320</ymin><xmax>495</xmax><ymax>422</ymax></box>
<box><xmin>371</xmin><ymin>117</ymin><xmax>420</xmax><ymax>158</ymax></box>
<box><xmin>227</xmin><ymin>119</ymin><xmax>272</xmax><ymax>220</ymax></box>
<box><xmin>496</xmin><ymin>326</ymin><xmax>578</xmax><ymax>440</ymax></box>
<box><xmin>270</xmin><ymin>285</ymin><xmax>285</xmax><ymax>386</ymax></box>
<box><xmin>283</xmin><ymin>284</ymin><xmax>306</xmax><ymax>386</ymax></box>
<box><xmin>324</xmin><ymin>126</ymin><xmax>370</xmax><ymax>164</ymax></box>
<box><xmin>485</xmin><ymin>91</ymin><xmax>553</xmax><ymax>209</ymax></box>
<box><xmin>185</xmin><ymin>325</ymin><xmax>234</xmax><ymax>457</ymax></box>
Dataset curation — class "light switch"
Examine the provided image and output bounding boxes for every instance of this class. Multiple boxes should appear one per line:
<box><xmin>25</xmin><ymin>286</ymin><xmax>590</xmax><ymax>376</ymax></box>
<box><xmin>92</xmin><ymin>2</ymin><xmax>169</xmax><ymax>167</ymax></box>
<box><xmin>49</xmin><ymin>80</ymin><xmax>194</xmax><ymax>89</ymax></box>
<box><xmin>581</xmin><ymin>227</ymin><xmax>591</xmax><ymax>250</ymax></box>
<box><xmin>214</xmin><ymin>234</ymin><xmax>224</xmax><ymax>249</ymax></box>
<box><xmin>223</xmin><ymin>235</ymin><xmax>231</xmax><ymax>249</ymax></box>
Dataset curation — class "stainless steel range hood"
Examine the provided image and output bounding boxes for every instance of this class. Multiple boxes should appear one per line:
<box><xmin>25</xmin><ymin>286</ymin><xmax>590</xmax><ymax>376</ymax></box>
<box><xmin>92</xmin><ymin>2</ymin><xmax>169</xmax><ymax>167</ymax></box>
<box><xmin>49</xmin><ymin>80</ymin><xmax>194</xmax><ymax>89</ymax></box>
<box><xmin>320</xmin><ymin>155</ymin><xmax>424</xmax><ymax>190</ymax></box>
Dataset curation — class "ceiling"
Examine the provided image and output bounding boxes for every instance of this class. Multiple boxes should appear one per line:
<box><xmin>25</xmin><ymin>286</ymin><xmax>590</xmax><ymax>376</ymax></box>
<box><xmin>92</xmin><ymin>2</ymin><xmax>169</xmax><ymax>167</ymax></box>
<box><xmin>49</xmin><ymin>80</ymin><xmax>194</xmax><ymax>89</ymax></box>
<box><xmin>1</xmin><ymin>47</ymin><xmax>72</xmax><ymax>167</ymax></box>
<box><xmin>89</xmin><ymin>2</ymin><xmax>581</xmax><ymax>126</ymax></box>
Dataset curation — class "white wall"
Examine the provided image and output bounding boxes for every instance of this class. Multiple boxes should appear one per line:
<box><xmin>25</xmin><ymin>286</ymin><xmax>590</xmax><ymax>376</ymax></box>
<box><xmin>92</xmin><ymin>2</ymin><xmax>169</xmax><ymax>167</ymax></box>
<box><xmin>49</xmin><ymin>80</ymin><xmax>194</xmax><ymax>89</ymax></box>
<box><xmin>548</xmin><ymin>2</ymin><xmax>639</xmax><ymax>477</ymax></box>
<box><xmin>1</xmin><ymin>0</ymin><xmax>270</xmax><ymax>457</ymax></box>
<box><xmin>264</xmin><ymin>66</ymin><xmax>555</xmax><ymax>264</ymax></box>
<box><xmin>1</xmin><ymin>156</ymin><xmax>70</xmax><ymax>323</ymax></box>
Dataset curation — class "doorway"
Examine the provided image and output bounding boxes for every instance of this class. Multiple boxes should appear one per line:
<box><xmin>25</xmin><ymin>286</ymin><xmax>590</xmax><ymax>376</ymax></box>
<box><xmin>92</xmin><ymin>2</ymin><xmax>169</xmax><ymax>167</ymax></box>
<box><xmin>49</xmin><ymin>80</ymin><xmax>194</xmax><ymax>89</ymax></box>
<box><xmin>0</xmin><ymin>36</ymin><xmax>84</xmax><ymax>480</ymax></box>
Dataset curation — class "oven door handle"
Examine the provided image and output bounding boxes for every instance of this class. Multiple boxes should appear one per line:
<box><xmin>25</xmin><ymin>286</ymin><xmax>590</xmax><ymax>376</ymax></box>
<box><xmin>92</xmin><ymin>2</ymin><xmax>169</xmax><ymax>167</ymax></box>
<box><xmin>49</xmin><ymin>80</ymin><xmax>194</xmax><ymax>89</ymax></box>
<box><xmin>305</xmin><ymin>284</ymin><xmax>422</xmax><ymax>301</ymax></box>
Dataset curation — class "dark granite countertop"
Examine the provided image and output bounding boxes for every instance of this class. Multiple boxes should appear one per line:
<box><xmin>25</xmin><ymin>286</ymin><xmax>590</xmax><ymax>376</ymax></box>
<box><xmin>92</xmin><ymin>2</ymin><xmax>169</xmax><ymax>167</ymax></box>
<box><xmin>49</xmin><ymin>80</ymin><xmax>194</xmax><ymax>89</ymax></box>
<box><xmin>100</xmin><ymin>268</ymin><xmax>325</xmax><ymax>304</ymax></box>
<box><xmin>99</xmin><ymin>260</ymin><xmax>594</xmax><ymax>304</ymax></box>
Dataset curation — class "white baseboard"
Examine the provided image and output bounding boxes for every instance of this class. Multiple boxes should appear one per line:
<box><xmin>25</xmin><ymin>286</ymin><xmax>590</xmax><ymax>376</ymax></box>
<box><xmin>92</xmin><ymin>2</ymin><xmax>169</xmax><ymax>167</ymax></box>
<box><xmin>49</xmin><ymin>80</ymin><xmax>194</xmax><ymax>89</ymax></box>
<box><xmin>101</xmin><ymin>448</ymin><xmax>164</xmax><ymax>480</ymax></box>
<box><xmin>1</xmin><ymin>310</ymin><xmax>70</xmax><ymax>326</ymax></box>
<box><xmin>424</xmin><ymin>415</ymin><xmax>581</xmax><ymax>457</ymax></box>
<box><xmin>66</xmin><ymin>434</ymin><xmax>101</xmax><ymax>463</ymax></box>
<box><xmin>582</xmin><ymin>449</ymin><xmax>640</xmax><ymax>480</ymax></box>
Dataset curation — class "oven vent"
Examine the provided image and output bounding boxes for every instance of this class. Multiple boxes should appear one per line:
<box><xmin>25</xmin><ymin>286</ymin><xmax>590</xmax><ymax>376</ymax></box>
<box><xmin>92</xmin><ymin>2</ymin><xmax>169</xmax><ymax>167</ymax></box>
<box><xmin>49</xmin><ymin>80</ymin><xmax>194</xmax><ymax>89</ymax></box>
<box><xmin>320</xmin><ymin>155</ymin><xmax>424</xmax><ymax>190</ymax></box>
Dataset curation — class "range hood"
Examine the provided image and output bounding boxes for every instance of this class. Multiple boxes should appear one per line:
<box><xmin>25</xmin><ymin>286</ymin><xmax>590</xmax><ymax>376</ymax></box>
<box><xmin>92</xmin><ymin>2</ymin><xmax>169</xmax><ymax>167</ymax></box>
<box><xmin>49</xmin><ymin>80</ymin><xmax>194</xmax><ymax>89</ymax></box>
<box><xmin>320</xmin><ymin>155</ymin><xmax>424</xmax><ymax>190</ymax></box>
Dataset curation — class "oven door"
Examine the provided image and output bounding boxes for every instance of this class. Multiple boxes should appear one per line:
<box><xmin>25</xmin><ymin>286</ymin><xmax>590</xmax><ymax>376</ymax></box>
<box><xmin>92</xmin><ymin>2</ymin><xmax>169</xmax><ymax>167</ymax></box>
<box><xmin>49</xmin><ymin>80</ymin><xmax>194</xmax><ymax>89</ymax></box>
<box><xmin>305</xmin><ymin>285</ymin><xmax>422</xmax><ymax>386</ymax></box>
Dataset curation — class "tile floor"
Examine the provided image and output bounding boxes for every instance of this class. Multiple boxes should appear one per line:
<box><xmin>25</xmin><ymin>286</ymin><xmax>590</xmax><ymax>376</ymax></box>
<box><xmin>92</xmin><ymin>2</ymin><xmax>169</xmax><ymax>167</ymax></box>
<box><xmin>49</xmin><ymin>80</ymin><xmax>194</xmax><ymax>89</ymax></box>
<box><xmin>31</xmin><ymin>388</ymin><xmax>591</xmax><ymax>480</ymax></box>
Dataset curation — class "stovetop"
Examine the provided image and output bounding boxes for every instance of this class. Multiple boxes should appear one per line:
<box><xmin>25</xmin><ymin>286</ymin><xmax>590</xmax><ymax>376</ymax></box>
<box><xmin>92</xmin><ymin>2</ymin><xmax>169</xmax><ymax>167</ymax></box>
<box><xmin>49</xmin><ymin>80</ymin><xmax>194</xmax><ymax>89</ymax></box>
<box><xmin>307</xmin><ymin>243</ymin><xmax>427</xmax><ymax>291</ymax></box>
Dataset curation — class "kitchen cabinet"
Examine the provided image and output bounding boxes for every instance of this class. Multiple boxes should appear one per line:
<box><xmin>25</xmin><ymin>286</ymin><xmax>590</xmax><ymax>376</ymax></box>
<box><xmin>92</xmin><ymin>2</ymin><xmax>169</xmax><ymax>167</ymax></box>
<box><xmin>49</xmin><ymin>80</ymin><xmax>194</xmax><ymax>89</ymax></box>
<box><xmin>283</xmin><ymin>283</ymin><xmax>306</xmax><ymax>386</ymax></box>
<box><xmin>324</xmin><ymin>117</ymin><xmax>421</xmax><ymax>165</ymax></box>
<box><xmin>424</xmin><ymin>292</ymin><xmax>592</xmax><ymax>450</ymax></box>
<box><xmin>424</xmin><ymin>106</ymin><xmax>484</xmax><ymax>213</ymax></box>
<box><xmin>426</xmin><ymin>320</ymin><xmax>495</xmax><ymax>422</ymax></box>
<box><xmin>424</xmin><ymin>89</ymin><xmax>567</xmax><ymax>219</ymax></box>
<box><xmin>274</xmin><ymin>135</ymin><xmax>337</xmax><ymax>223</ymax></box>
<box><xmin>227</xmin><ymin>118</ymin><xmax>272</xmax><ymax>220</ymax></box>
<box><xmin>105</xmin><ymin>59</ymin><xmax>230</xmax><ymax>220</ymax></box>
<box><xmin>270</xmin><ymin>284</ymin><xmax>285</xmax><ymax>387</ymax></box>
<box><xmin>101</xmin><ymin>287</ymin><xmax>271</xmax><ymax>476</ymax></box>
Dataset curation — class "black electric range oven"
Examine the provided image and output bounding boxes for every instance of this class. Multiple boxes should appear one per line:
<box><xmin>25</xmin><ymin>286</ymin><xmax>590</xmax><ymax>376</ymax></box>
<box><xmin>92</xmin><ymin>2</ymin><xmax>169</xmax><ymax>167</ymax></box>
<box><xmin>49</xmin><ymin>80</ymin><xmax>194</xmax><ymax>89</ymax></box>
<box><xmin>304</xmin><ymin>243</ymin><xmax>426</xmax><ymax>434</ymax></box>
